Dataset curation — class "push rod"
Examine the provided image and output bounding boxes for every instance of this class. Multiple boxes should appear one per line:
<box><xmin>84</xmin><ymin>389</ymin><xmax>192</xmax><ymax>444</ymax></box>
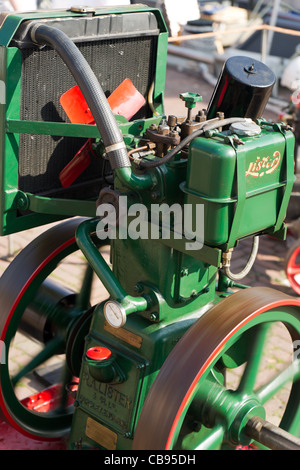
<box><xmin>75</xmin><ymin>218</ymin><xmax>149</xmax><ymax>314</ymax></box>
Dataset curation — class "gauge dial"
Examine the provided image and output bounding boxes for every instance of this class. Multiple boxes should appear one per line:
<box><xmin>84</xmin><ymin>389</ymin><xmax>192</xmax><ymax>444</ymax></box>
<box><xmin>104</xmin><ymin>300</ymin><xmax>127</xmax><ymax>328</ymax></box>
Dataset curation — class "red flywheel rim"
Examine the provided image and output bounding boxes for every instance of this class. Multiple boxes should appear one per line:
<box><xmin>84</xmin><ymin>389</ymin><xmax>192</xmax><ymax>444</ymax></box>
<box><xmin>286</xmin><ymin>242</ymin><xmax>300</xmax><ymax>295</ymax></box>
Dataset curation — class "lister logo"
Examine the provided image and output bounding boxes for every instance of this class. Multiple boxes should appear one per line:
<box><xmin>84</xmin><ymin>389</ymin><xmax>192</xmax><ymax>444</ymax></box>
<box><xmin>245</xmin><ymin>151</ymin><xmax>281</xmax><ymax>178</ymax></box>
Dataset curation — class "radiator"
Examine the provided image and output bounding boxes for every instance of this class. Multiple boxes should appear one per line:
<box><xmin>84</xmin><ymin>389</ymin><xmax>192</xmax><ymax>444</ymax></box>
<box><xmin>0</xmin><ymin>7</ymin><xmax>167</xmax><ymax>234</ymax></box>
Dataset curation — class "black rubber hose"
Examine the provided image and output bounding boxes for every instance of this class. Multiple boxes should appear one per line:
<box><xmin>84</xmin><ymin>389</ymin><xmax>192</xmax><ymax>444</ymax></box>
<box><xmin>30</xmin><ymin>23</ymin><xmax>130</xmax><ymax>170</ymax></box>
<box><xmin>139</xmin><ymin>117</ymin><xmax>249</xmax><ymax>169</ymax></box>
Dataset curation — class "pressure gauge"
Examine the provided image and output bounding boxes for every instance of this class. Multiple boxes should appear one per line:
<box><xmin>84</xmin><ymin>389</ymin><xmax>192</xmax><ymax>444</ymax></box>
<box><xmin>104</xmin><ymin>300</ymin><xmax>127</xmax><ymax>328</ymax></box>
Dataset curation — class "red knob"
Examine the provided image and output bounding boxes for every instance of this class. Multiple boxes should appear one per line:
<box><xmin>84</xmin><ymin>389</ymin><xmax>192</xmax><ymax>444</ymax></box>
<box><xmin>86</xmin><ymin>346</ymin><xmax>111</xmax><ymax>361</ymax></box>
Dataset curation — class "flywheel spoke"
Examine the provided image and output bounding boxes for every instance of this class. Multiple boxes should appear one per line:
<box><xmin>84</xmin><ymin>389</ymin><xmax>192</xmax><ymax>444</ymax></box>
<box><xmin>193</xmin><ymin>425</ymin><xmax>224</xmax><ymax>450</ymax></box>
<box><xmin>11</xmin><ymin>336</ymin><xmax>64</xmax><ymax>386</ymax></box>
<box><xmin>287</xmin><ymin>265</ymin><xmax>300</xmax><ymax>277</ymax></box>
<box><xmin>256</xmin><ymin>359</ymin><xmax>300</xmax><ymax>404</ymax></box>
<box><xmin>237</xmin><ymin>323</ymin><xmax>270</xmax><ymax>394</ymax></box>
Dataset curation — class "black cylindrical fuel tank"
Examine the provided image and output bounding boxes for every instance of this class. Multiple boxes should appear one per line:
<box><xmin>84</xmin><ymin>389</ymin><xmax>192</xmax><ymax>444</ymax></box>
<box><xmin>206</xmin><ymin>56</ymin><xmax>276</xmax><ymax>120</ymax></box>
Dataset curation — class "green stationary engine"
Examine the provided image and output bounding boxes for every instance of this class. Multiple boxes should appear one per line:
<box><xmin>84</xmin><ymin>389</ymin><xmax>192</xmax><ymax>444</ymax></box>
<box><xmin>0</xmin><ymin>5</ymin><xmax>299</xmax><ymax>451</ymax></box>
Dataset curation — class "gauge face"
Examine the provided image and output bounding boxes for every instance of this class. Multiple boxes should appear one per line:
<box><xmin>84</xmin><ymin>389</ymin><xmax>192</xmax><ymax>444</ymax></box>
<box><xmin>104</xmin><ymin>300</ymin><xmax>126</xmax><ymax>328</ymax></box>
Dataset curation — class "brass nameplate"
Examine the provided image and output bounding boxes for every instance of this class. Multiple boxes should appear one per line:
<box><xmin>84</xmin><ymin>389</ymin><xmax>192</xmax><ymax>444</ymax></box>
<box><xmin>104</xmin><ymin>322</ymin><xmax>143</xmax><ymax>349</ymax></box>
<box><xmin>86</xmin><ymin>417</ymin><xmax>117</xmax><ymax>450</ymax></box>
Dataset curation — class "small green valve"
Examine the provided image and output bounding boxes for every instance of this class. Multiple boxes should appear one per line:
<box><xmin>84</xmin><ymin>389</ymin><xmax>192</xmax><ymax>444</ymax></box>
<box><xmin>180</xmin><ymin>92</ymin><xmax>203</xmax><ymax>120</ymax></box>
<box><xmin>180</xmin><ymin>92</ymin><xmax>203</xmax><ymax>108</ymax></box>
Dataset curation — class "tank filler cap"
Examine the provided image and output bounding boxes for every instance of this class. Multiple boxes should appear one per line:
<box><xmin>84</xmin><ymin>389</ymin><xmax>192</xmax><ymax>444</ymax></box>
<box><xmin>230</xmin><ymin>119</ymin><xmax>261</xmax><ymax>137</ymax></box>
<box><xmin>86</xmin><ymin>346</ymin><xmax>112</xmax><ymax>361</ymax></box>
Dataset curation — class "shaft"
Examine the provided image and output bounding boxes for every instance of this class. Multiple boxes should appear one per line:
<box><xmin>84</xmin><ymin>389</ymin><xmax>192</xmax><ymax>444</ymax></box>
<box><xmin>245</xmin><ymin>416</ymin><xmax>300</xmax><ymax>450</ymax></box>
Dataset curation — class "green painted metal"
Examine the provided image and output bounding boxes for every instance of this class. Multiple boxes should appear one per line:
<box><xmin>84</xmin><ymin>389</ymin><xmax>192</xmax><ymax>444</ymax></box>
<box><xmin>110</xmin><ymin>235</ymin><xmax>218</xmax><ymax>322</ymax></box>
<box><xmin>184</xmin><ymin>313</ymin><xmax>300</xmax><ymax>449</ymax></box>
<box><xmin>69</xmin><ymin>298</ymin><xmax>213</xmax><ymax>449</ymax></box>
<box><xmin>5</xmin><ymin>116</ymin><xmax>162</xmax><ymax>138</ymax></box>
<box><xmin>69</xmin><ymin>285</ymin><xmax>300</xmax><ymax>449</ymax></box>
<box><xmin>183</xmin><ymin>123</ymin><xmax>295</xmax><ymax>249</ymax></box>
<box><xmin>0</xmin><ymin>4</ymin><xmax>298</xmax><ymax>452</ymax></box>
<box><xmin>17</xmin><ymin>192</ymin><xmax>97</xmax><ymax>217</ymax></box>
<box><xmin>115</xmin><ymin>167</ymin><xmax>155</xmax><ymax>192</ymax></box>
<box><xmin>0</xmin><ymin>5</ymin><xmax>168</xmax><ymax>47</ymax></box>
<box><xmin>75</xmin><ymin>218</ymin><xmax>149</xmax><ymax>315</ymax></box>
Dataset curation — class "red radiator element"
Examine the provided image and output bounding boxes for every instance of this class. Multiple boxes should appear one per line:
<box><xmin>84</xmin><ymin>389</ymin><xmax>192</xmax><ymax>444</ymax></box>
<box><xmin>59</xmin><ymin>79</ymin><xmax>145</xmax><ymax>188</ymax></box>
<box><xmin>60</xmin><ymin>78</ymin><xmax>145</xmax><ymax>123</ymax></box>
<box><xmin>106</xmin><ymin>78</ymin><xmax>146</xmax><ymax>120</ymax></box>
<box><xmin>59</xmin><ymin>139</ymin><xmax>95</xmax><ymax>188</ymax></box>
<box><xmin>60</xmin><ymin>85</ymin><xmax>94</xmax><ymax>125</ymax></box>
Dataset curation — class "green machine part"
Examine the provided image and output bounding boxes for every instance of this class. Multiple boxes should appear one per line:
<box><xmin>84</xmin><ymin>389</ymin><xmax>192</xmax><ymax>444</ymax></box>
<box><xmin>183</xmin><ymin>121</ymin><xmax>295</xmax><ymax>249</ymax></box>
<box><xmin>0</xmin><ymin>5</ymin><xmax>299</xmax><ymax>453</ymax></box>
<box><xmin>67</xmin><ymin>119</ymin><xmax>296</xmax><ymax>450</ymax></box>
